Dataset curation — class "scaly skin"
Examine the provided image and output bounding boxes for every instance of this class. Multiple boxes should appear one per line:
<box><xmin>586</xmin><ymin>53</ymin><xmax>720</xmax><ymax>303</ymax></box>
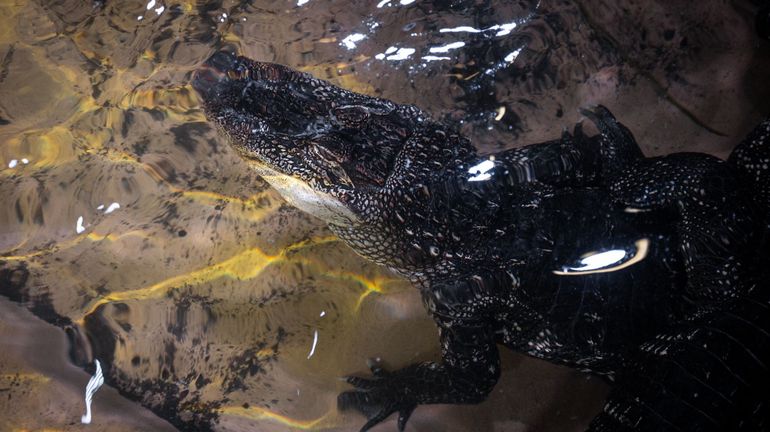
<box><xmin>192</xmin><ymin>51</ymin><xmax>770</xmax><ymax>431</ymax></box>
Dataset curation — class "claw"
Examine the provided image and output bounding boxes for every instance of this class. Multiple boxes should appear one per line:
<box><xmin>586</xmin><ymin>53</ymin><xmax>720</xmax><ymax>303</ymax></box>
<box><xmin>578</xmin><ymin>106</ymin><xmax>602</xmax><ymax>124</ymax></box>
<box><xmin>579</xmin><ymin>105</ymin><xmax>621</xmax><ymax>133</ymax></box>
<box><xmin>339</xmin><ymin>391</ymin><xmax>381</xmax><ymax>418</ymax></box>
<box><xmin>360</xmin><ymin>408</ymin><xmax>392</xmax><ymax>432</ymax></box>
<box><xmin>346</xmin><ymin>375</ymin><xmax>379</xmax><ymax>390</ymax></box>
<box><xmin>397</xmin><ymin>406</ymin><xmax>416</xmax><ymax>431</ymax></box>
<box><xmin>339</xmin><ymin>360</ymin><xmax>418</xmax><ymax>432</ymax></box>
<box><xmin>367</xmin><ymin>358</ymin><xmax>388</xmax><ymax>376</ymax></box>
<box><xmin>573</xmin><ymin>120</ymin><xmax>584</xmax><ymax>138</ymax></box>
<box><xmin>337</xmin><ymin>390</ymin><xmax>358</xmax><ymax>410</ymax></box>
<box><xmin>578</xmin><ymin>104</ymin><xmax>598</xmax><ymax>118</ymax></box>
<box><xmin>579</xmin><ymin>104</ymin><xmax>643</xmax><ymax>164</ymax></box>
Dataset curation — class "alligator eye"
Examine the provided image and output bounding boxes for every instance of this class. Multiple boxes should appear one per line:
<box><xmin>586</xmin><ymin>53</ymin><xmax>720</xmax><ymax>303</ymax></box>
<box><xmin>331</xmin><ymin>105</ymin><xmax>370</xmax><ymax>128</ymax></box>
<box><xmin>308</xmin><ymin>146</ymin><xmax>354</xmax><ymax>188</ymax></box>
<box><xmin>312</xmin><ymin>143</ymin><xmax>345</xmax><ymax>163</ymax></box>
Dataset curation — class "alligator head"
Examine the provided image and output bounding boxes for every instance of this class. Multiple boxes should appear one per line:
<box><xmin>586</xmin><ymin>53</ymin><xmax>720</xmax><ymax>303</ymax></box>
<box><xmin>192</xmin><ymin>51</ymin><xmax>471</xmax><ymax>228</ymax></box>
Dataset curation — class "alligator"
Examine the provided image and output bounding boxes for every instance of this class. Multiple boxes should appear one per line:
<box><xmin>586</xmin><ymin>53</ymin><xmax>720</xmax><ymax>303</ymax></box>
<box><xmin>192</xmin><ymin>51</ymin><xmax>770</xmax><ymax>431</ymax></box>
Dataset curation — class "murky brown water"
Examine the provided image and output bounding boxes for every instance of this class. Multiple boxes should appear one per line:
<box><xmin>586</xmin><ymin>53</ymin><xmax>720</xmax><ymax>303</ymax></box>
<box><xmin>1</xmin><ymin>0</ymin><xmax>768</xmax><ymax>431</ymax></box>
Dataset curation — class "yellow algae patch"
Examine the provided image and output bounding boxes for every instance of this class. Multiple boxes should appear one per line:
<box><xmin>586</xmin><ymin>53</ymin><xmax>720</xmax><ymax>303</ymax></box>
<box><xmin>77</xmin><ymin>235</ymin><xmax>340</xmax><ymax>321</ymax></box>
<box><xmin>77</xmin><ymin>247</ymin><xmax>278</xmax><ymax>320</ymax></box>
<box><xmin>84</xmin><ymin>149</ymin><xmax>180</xmax><ymax>188</ymax></box>
<box><xmin>253</xmin><ymin>347</ymin><xmax>278</xmax><ymax>359</ymax></box>
<box><xmin>2</xmin><ymin>229</ymin><xmax>152</xmax><ymax>262</ymax></box>
<box><xmin>283</xmin><ymin>235</ymin><xmax>339</xmax><ymax>254</ymax></box>
<box><xmin>140</xmin><ymin>49</ymin><xmax>157</xmax><ymax>62</ymax></box>
<box><xmin>2</xmin><ymin>249</ymin><xmax>51</xmax><ymax>262</ymax></box>
<box><xmin>101</xmin><ymin>105</ymin><xmax>126</xmax><ymax>132</ymax></box>
<box><xmin>80</xmin><ymin>148</ymin><xmax>280</xmax><ymax>216</ymax></box>
<box><xmin>174</xmin><ymin>0</ymin><xmax>196</xmax><ymax>14</ymax></box>
<box><xmin>0</xmin><ymin>100</ymin><xmax>110</xmax><ymax>174</ymax></box>
<box><xmin>119</xmin><ymin>86</ymin><xmax>199</xmax><ymax>114</ymax></box>
<box><xmin>2</xmin><ymin>126</ymin><xmax>79</xmax><ymax>169</ymax></box>
<box><xmin>71</xmin><ymin>31</ymin><xmax>112</xmax><ymax>66</ymax></box>
<box><xmin>0</xmin><ymin>373</ymin><xmax>50</xmax><ymax>385</ymax></box>
<box><xmin>1</xmin><ymin>182</ymin><xmax>279</xmax><ymax>263</ymax></box>
<box><xmin>2</xmin><ymin>239</ymin><xmax>74</xmax><ymax>261</ymax></box>
<box><xmin>321</xmin><ymin>271</ymin><xmax>402</xmax><ymax>310</ymax></box>
<box><xmin>181</xmin><ymin>191</ymin><xmax>282</xmax><ymax>222</ymax></box>
<box><xmin>86</xmin><ymin>148</ymin><xmax>145</xmax><ymax>165</ymax></box>
<box><xmin>222</xmin><ymin>32</ymin><xmax>243</xmax><ymax>45</ymax></box>
<box><xmin>85</xmin><ymin>230</ymin><xmax>150</xmax><ymax>243</ymax></box>
<box><xmin>11</xmin><ymin>429</ymin><xmax>65</xmax><ymax>432</ymax></box>
<box><xmin>0</xmin><ymin>2</ymin><xmax>25</xmax><ymax>42</ymax></box>
<box><xmin>218</xmin><ymin>406</ymin><xmax>337</xmax><ymax>430</ymax></box>
<box><xmin>180</xmin><ymin>189</ymin><xmax>273</xmax><ymax>210</ymax></box>
<box><xmin>177</xmin><ymin>189</ymin><xmax>282</xmax><ymax>222</ymax></box>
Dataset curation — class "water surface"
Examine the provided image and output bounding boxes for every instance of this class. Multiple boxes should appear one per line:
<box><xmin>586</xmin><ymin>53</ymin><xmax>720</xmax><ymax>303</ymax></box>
<box><xmin>1</xmin><ymin>0</ymin><xmax>768</xmax><ymax>430</ymax></box>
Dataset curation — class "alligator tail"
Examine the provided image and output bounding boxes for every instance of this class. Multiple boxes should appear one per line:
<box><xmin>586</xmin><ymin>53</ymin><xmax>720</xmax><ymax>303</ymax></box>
<box><xmin>728</xmin><ymin>118</ymin><xmax>770</xmax><ymax>226</ymax></box>
<box><xmin>588</xmin><ymin>284</ymin><xmax>770</xmax><ymax>431</ymax></box>
<box><xmin>727</xmin><ymin>118</ymin><xmax>770</xmax><ymax>273</ymax></box>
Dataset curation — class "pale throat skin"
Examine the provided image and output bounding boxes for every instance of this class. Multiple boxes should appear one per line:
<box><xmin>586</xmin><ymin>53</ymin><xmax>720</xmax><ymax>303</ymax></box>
<box><xmin>193</xmin><ymin>51</ymin><xmax>770</xmax><ymax>432</ymax></box>
<box><xmin>248</xmin><ymin>160</ymin><xmax>361</xmax><ymax>226</ymax></box>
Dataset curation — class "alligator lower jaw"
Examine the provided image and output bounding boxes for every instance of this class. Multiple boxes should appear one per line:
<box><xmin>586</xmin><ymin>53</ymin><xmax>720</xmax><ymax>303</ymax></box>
<box><xmin>251</xmin><ymin>162</ymin><xmax>361</xmax><ymax>226</ymax></box>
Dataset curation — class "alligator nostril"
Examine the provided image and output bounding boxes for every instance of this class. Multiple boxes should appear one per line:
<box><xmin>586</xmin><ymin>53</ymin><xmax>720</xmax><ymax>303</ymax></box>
<box><xmin>191</xmin><ymin>67</ymin><xmax>225</xmax><ymax>94</ymax></box>
<box><xmin>205</xmin><ymin>51</ymin><xmax>238</xmax><ymax>72</ymax></box>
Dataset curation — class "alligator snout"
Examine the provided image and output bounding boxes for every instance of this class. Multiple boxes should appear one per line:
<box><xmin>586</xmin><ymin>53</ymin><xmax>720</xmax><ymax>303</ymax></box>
<box><xmin>191</xmin><ymin>51</ymin><xmax>240</xmax><ymax>99</ymax></box>
<box><xmin>206</xmin><ymin>51</ymin><xmax>239</xmax><ymax>72</ymax></box>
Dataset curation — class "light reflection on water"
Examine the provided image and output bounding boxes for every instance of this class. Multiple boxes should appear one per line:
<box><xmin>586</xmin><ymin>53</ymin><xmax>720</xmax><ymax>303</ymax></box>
<box><xmin>1</xmin><ymin>0</ymin><xmax>768</xmax><ymax>430</ymax></box>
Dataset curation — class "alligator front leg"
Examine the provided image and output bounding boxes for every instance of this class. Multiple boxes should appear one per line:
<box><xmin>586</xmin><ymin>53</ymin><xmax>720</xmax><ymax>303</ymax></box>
<box><xmin>338</xmin><ymin>312</ymin><xmax>500</xmax><ymax>431</ymax></box>
<box><xmin>578</xmin><ymin>105</ymin><xmax>644</xmax><ymax>180</ymax></box>
<box><xmin>486</xmin><ymin>123</ymin><xmax>602</xmax><ymax>187</ymax></box>
<box><xmin>458</xmin><ymin>122</ymin><xmax>602</xmax><ymax>191</ymax></box>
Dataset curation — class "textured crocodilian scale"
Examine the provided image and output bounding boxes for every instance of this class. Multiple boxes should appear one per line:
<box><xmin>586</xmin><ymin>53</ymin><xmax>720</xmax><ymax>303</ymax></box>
<box><xmin>193</xmin><ymin>51</ymin><xmax>770</xmax><ymax>432</ymax></box>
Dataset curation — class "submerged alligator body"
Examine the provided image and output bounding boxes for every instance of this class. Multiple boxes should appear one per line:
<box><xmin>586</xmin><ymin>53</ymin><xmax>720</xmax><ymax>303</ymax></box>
<box><xmin>192</xmin><ymin>52</ymin><xmax>770</xmax><ymax>431</ymax></box>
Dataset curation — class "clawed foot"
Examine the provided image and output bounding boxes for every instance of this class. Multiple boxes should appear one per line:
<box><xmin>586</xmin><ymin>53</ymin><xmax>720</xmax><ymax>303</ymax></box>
<box><xmin>338</xmin><ymin>359</ymin><xmax>418</xmax><ymax>432</ymax></box>
<box><xmin>578</xmin><ymin>104</ymin><xmax>644</xmax><ymax>178</ymax></box>
<box><xmin>579</xmin><ymin>105</ymin><xmax>639</xmax><ymax>151</ymax></box>
<box><xmin>578</xmin><ymin>104</ymin><xmax>619</xmax><ymax>128</ymax></box>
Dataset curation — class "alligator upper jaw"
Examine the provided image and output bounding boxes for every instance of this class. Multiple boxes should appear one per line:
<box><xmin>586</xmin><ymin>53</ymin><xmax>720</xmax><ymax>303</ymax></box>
<box><xmin>190</xmin><ymin>52</ymin><xmax>234</xmax><ymax>104</ymax></box>
<box><xmin>192</xmin><ymin>51</ymin><xmax>430</xmax><ymax>195</ymax></box>
<box><xmin>192</xmin><ymin>51</ymin><xmax>359</xmax><ymax>138</ymax></box>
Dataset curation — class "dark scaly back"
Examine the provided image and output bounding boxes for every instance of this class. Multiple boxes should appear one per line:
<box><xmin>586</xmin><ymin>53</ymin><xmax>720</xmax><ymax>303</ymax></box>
<box><xmin>582</xmin><ymin>106</ymin><xmax>760</xmax><ymax>305</ymax></box>
<box><xmin>570</xmin><ymin>110</ymin><xmax>770</xmax><ymax>430</ymax></box>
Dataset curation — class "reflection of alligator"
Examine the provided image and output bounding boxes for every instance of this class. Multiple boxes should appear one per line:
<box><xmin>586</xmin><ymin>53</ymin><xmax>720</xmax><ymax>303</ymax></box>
<box><xmin>193</xmin><ymin>51</ymin><xmax>770</xmax><ymax>431</ymax></box>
